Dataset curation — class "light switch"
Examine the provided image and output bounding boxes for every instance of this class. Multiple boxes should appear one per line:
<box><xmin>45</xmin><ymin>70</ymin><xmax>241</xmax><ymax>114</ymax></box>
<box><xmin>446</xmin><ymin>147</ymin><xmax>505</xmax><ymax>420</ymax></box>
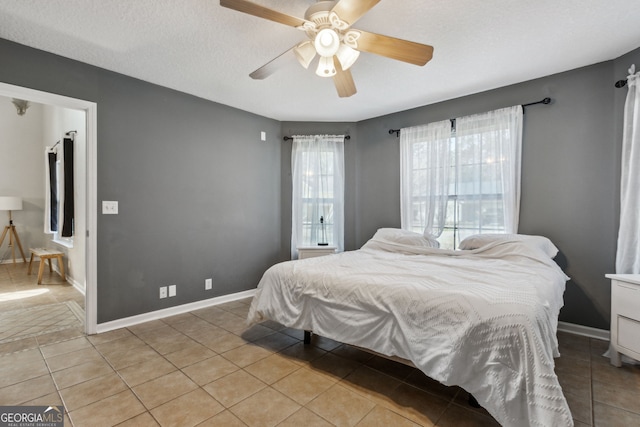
<box><xmin>102</xmin><ymin>201</ymin><xmax>118</xmax><ymax>214</ymax></box>
<box><xmin>260</xmin><ymin>131</ymin><xmax>266</xmax><ymax>141</ymax></box>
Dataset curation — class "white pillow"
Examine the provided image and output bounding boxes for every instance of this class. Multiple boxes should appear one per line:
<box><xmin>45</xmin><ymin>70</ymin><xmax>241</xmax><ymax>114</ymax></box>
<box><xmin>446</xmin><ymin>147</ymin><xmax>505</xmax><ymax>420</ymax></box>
<box><xmin>372</xmin><ymin>228</ymin><xmax>440</xmax><ymax>248</ymax></box>
<box><xmin>458</xmin><ymin>233</ymin><xmax>558</xmax><ymax>258</ymax></box>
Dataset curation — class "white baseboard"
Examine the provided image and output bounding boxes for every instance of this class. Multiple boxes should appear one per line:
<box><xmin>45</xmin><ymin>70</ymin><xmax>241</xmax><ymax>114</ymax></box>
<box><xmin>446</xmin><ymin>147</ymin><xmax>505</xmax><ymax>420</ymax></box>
<box><xmin>68</xmin><ymin>276</ymin><xmax>85</xmax><ymax>296</ymax></box>
<box><xmin>95</xmin><ymin>289</ymin><xmax>257</xmax><ymax>334</ymax></box>
<box><xmin>47</xmin><ymin>264</ymin><xmax>85</xmax><ymax>296</ymax></box>
<box><xmin>557</xmin><ymin>321</ymin><xmax>610</xmax><ymax>341</ymax></box>
<box><xmin>0</xmin><ymin>258</ymin><xmax>26</xmax><ymax>264</ymax></box>
<box><xmin>94</xmin><ymin>295</ymin><xmax>605</xmax><ymax>341</ymax></box>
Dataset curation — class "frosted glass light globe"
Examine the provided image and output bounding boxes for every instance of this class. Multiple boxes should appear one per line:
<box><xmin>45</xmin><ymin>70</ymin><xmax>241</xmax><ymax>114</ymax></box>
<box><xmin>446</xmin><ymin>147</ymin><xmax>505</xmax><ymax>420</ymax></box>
<box><xmin>314</xmin><ymin>28</ymin><xmax>340</xmax><ymax>57</ymax></box>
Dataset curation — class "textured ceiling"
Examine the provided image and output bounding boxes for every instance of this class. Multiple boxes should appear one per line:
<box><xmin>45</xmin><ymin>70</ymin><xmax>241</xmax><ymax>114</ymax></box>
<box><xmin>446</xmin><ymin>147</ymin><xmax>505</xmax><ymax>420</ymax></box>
<box><xmin>1</xmin><ymin>0</ymin><xmax>639</xmax><ymax>122</ymax></box>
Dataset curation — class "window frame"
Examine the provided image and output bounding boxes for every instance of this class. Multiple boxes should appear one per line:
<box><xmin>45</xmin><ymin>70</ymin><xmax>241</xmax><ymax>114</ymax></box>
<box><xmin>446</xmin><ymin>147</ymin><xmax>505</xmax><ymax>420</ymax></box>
<box><xmin>291</xmin><ymin>135</ymin><xmax>345</xmax><ymax>258</ymax></box>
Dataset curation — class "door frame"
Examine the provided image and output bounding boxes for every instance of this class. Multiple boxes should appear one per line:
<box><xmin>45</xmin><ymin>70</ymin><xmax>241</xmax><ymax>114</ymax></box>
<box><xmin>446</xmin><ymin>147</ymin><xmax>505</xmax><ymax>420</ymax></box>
<box><xmin>0</xmin><ymin>82</ymin><xmax>98</xmax><ymax>334</ymax></box>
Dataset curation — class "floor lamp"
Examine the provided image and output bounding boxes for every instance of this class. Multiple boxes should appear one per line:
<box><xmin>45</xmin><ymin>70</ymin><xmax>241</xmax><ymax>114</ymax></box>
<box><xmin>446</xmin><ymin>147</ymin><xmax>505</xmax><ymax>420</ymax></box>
<box><xmin>0</xmin><ymin>196</ymin><xmax>27</xmax><ymax>264</ymax></box>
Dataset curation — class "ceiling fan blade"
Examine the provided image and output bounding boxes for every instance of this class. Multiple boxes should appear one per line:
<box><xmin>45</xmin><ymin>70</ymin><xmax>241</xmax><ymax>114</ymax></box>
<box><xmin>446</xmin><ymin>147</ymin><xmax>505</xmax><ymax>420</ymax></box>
<box><xmin>333</xmin><ymin>57</ymin><xmax>357</xmax><ymax>98</ymax></box>
<box><xmin>331</xmin><ymin>0</ymin><xmax>381</xmax><ymax>26</ymax></box>
<box><xmin>354</xmin><ymin>30</ymin><xmax>434</xmax><ymax>66</ymax></box>
<box><xmin>220</xmin><ymin>0</ymin><xmax>307</xmax><ymax>28</ymax></box>
<box><xmin>249</xmin><ymin>47</ymin><xmax>296</xmax><ymax>80</ymax></box>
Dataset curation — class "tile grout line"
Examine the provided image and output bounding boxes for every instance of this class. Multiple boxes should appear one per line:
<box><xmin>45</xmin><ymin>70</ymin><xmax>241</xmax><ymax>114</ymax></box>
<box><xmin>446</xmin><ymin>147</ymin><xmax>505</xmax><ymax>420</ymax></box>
<box><xmin>37</xmin><ymin>343</ymin><xmax>71</xmax><ymax>425</ymax></box>
<box><xmin>95</xmin><ymin>313</ymin><xmax>272</xmax><ymax>426</ymax></box>
<box><xmin>102</xmin><ymin>320</ymin><xmax>220</xmax><ymax>426</ymax></box>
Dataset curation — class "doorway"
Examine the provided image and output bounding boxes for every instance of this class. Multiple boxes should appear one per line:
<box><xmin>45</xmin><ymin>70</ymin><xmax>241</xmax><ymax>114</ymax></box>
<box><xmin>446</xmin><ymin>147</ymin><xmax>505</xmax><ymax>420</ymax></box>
<box><xmin>0</xmin><ymin>82</ymin><xmax>97</xmax><ymax>335</ymax></box>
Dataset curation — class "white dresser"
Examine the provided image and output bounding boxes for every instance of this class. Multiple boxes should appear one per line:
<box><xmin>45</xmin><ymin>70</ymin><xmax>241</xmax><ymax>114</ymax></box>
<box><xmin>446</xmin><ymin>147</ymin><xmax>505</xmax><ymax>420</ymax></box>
<box><xmin>606</xmin><ymin>274</ymin><xmax>640</xmax><ymax>367</ymax></box>
<box><xmin>297</xmin><ymin>246</ymin><xmax>337</xmax><ymax>259</ymax></box>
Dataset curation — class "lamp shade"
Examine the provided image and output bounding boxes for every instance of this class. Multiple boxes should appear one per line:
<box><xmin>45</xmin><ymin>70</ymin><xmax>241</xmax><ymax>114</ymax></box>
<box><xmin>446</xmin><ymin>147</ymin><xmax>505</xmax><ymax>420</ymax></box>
<box><xmin>315</xmin><ymin>56</ymin><xmax>337</xmax><ymax>77</ymax></box>
<box><xmin>294</xmin><ymin>41</ymin><xmax>317</xmax><ymax>69</ymax></box>
<box><xmin>0</xmin><ymin>196</ymin><xmax>23</xmax><ymax>211</ymax></box>
<box><xmin>336</xmin><ymin>44</ymin><xmax>360</xmax><ymax>71</ymax></box>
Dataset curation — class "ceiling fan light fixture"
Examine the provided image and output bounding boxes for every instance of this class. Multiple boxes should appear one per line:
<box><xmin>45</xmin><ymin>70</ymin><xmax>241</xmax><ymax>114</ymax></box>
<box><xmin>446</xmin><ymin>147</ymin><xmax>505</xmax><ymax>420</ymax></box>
<box><xmin>221</xmin><ymin>0</ymin><xmax>435</xmax><ymax>98</ymax></box>
<box><xmin>335</xmin><ymin>43</ymin><xmax>359</xmax><ymax>70</ymax></box>
<box><xmin>11</xmin><ymin>98</ymin><xmax>30</xmax><ymax>116</ymax></box>
<box><xmin>314</xmin><ymin>28</ymin><xmax>340</xmax><ymax>57</ymax></box>
<box><xmin>315</xmin><ymin>55</ymin><xmax>337</xmax><ymax>77</ymax></box>
<box><xmin>294</xmin><ymin>41</ymin><xmax>316</xmax><ymax>69</ymax></box>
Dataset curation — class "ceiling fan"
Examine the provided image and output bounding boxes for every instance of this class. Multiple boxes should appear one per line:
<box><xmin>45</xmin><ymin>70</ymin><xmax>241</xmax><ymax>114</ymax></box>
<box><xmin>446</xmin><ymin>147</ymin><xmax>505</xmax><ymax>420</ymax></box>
<box><xmin>220</xmin><ymin>0</ymin><xmax>434</xmax><ymax>98</ymax></box>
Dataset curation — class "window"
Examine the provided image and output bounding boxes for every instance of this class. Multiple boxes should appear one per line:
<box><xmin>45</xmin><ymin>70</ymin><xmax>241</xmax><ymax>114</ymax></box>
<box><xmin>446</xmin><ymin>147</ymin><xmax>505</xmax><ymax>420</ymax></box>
<box><xmin>401</xmin><ymin>106</ymin><xmax>523</xmax><ymax>249</ymax></box>
<box><xmin>291</xmin><ymin>135</ymin><xmax>345</xmax><ymax>259</ymax></box>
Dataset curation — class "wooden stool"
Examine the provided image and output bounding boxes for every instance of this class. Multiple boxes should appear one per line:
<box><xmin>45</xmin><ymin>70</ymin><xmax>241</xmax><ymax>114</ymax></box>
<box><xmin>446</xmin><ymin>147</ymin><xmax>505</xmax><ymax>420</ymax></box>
<box><xmin>28</xmin><ymin>248</ymin><xmax>66</xmax><ymax>285</ymax></box>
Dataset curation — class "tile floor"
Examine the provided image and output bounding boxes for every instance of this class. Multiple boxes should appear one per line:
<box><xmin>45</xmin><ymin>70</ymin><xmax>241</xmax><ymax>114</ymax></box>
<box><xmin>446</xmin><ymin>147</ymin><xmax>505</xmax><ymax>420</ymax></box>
<box><xmin>0</xmin><ymin>261</ymin><xmax>84</xmax><ymax>346</ymax></box>
<box><xmin>1</xmin><ymin>263</ymin><xmax>640</xmax><ymax>426</ymax></box>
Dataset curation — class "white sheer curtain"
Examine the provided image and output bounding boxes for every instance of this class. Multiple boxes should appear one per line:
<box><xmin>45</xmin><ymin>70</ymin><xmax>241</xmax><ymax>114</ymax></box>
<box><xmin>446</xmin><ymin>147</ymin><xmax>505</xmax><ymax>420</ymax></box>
<box><xmin>400</xmin><ymin>120</ymin><xmax>453</xmax><ymax>239</ymax></box>
<box><xmin>455</xmin><ymin>105</ymin><xmax>523</xmax><ymax>236</ymax></box>
<box><xmin>400</xmin><ymin>106</ymin><xmax>523</xmax><ymax>247</ymax></box>
<box><xmin>616</xmin><ymin>64</ymin><xmax>640</xmax><ymax>274</ymax></box>
<box><xmin>291</xmin><ymin>135</ymin><xmax>345</xmax><ymax>259</ymax></box>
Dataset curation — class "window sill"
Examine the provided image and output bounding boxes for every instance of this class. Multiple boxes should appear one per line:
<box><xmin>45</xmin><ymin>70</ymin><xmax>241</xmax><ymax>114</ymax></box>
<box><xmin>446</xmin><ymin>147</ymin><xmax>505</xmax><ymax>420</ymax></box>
<box><xmin>52</xmin><ymin>238</ymin><xmax>74</xmax><ymax>249</ymax></box>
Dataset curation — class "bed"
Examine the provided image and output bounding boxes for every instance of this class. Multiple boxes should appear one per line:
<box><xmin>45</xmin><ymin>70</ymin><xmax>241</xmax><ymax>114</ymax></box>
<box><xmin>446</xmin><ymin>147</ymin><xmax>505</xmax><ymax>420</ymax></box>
<box><xmin>247</xmin><ymin>228</ymin><xmax>573</xmax><ymax>427</ymax></box>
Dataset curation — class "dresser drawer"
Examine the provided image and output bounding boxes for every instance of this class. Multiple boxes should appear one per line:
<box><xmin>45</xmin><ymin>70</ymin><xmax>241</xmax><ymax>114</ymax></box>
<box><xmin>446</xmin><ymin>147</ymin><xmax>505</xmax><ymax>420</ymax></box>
<box><xmin>618</xmin><ymin>316</ymin><xmax>640</xmax><ymax>354</ymax></box>
<box><xmin>612</xmin><ymin>281</ymin><xmax>640</xmax><ymax>319</ymax></box>
<box><xmin>607</xmin><ymin>274</ymin><xmax>640</xmax><ymax>366</ymax></box>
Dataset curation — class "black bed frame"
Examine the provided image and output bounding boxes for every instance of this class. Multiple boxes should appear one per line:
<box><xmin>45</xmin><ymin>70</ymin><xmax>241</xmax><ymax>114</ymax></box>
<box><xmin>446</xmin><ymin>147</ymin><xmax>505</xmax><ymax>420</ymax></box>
<box><xmin>303</xmin><ymin>330</ymin><xmax>481</xmax><ymax>408</ymax></box>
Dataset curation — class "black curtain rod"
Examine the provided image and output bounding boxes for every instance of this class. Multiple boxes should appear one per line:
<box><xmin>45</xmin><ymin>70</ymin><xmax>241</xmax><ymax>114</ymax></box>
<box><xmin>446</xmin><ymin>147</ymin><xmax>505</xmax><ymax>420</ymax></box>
<box><xmin>615</xmin><ymin>79</ymin><xmax>627</xmax><ymax>88</ymax></box>
<box><xmin>522</xmin><ymin>97</ymin><xmax>552</xmax><ymax>108</ymax></box>
<box><xmin>283</xmin><ymin>135</ymin><xmax>351</xmax><ymax>141</ymax></box>
<box><xmin>388</xmin><ymin>97</ymin><xmax>552</xmax><ymax>137</ymax></box>
<box><xmin>51</xmin><ymin>131</ymin><xmax>78</xmax><ymax>148</ymax></box>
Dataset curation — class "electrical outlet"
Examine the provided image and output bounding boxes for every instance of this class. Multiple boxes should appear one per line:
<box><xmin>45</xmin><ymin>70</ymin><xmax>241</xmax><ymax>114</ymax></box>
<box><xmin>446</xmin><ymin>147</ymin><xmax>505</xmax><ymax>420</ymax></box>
<box><xmin>169</xmin><ymin>285</ymin><xmax>176</xmax><ymax>297</ymax></box>
<box><xmin>205</xmin><ymin>278</ymin><xmax>212</xmax><ymax>290</ymax></box>
<box><xmin>159</xmin><ymin>286</ymin><xmax>167</xmax><ymax>299</ymax></box>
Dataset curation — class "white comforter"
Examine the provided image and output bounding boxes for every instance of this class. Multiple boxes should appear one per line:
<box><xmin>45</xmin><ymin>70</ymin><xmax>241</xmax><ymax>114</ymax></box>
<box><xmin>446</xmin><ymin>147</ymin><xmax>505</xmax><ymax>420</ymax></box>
<box><xmin>247</xmin><ymin>235</ymin><xmax>573</xmax><ymax>427</ymax></box>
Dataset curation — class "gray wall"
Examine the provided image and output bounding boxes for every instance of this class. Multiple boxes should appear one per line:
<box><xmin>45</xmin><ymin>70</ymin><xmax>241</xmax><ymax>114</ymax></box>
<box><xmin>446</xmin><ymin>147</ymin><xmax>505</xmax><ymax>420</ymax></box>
<box><xmin>354</xmin><ymin>49</ymin><xmax>640</xmax><ymax>330</ymax></box>
<box><xmin>3</xmin><ymin>35</ymin><xmax>639</xmax><ymax>330</ymax></box>
<box><xmin>0</xmin><ymin>39</ymin><xmax>282</xmax><ymax>323</ymax></box>
<box><xmin>355</xmin><ymin>62</ymin><xmax>617</xmax><ymax>329</ymax></box>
